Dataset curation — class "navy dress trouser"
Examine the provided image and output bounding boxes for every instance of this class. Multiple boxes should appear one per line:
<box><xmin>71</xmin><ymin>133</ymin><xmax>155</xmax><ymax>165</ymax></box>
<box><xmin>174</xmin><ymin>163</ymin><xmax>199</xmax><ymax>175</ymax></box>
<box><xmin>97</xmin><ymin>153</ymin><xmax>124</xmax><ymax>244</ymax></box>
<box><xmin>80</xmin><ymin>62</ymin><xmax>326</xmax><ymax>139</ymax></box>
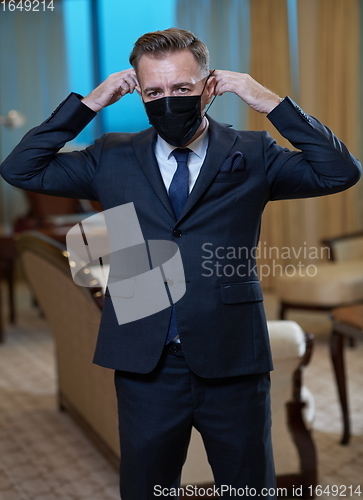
<box><xmin>114</xmin><ymin>344</ymin><xmax>276</xmax><ymax>500</ymax></box>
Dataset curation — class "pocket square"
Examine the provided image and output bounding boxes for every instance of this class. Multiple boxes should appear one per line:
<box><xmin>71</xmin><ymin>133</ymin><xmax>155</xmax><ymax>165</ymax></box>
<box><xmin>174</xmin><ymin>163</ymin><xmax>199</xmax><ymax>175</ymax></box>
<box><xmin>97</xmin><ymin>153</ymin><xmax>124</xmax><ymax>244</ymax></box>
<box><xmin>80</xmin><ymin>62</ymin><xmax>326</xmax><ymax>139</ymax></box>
<box><xmin>220</xmin><ymin>151</ymin><xmax>245</xmax><ymax>172</ymax></box>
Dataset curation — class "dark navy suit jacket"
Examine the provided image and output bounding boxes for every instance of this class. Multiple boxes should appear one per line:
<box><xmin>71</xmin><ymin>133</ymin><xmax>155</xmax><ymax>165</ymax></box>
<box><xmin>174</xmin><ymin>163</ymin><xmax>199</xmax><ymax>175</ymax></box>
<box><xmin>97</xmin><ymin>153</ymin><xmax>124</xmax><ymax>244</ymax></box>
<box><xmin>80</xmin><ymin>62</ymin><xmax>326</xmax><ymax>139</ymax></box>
<box><xmin>1</xmin><ymin>93</ymin><xmax>361</xmax><ymax>377</ymax></box>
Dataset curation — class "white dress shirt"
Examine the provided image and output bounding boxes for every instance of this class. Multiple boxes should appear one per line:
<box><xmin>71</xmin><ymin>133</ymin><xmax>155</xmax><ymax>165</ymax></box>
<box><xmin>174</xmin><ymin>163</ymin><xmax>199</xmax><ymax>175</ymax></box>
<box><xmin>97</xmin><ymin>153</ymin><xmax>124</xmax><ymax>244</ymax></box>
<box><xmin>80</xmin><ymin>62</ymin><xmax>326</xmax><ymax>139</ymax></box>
<box><xmin>154</xmin><ymin>119</ymin><xmax>209</xmax><ymax>194</ymax></box>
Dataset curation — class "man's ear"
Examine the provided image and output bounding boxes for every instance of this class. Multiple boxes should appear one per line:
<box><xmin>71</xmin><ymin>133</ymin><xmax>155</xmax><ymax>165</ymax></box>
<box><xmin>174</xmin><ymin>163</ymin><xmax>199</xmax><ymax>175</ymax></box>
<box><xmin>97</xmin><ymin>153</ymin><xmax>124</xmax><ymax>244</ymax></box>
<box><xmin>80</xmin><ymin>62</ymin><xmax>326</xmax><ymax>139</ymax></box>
<box><xmin>205</xmin><ymin>75</ymin><xmax>216</xmax><ymax>104</ymax></box>
<box><xmin>133</xmin><ymin>71</ymin><xmax>142</xmax><ymax>96</ymax></box>
<box><xmin>135</xmin><ymin>85</ymin><xmax>143</xmax><ymax>101</ymax></box>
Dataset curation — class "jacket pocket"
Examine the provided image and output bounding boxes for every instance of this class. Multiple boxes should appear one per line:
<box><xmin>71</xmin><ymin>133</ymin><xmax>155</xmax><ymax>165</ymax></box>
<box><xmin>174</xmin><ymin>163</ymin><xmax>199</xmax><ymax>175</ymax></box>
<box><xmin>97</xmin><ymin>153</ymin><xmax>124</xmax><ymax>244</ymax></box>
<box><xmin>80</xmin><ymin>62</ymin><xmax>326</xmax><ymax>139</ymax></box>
<box><xmin>214</xmin><ymin>170</ymin><xmax>249</xmax><ymax>183</ymax></box>
<box><xmin>220</xmin><ymin>281</ymin><xmax>263</xmax><ymax>304</ymax></box>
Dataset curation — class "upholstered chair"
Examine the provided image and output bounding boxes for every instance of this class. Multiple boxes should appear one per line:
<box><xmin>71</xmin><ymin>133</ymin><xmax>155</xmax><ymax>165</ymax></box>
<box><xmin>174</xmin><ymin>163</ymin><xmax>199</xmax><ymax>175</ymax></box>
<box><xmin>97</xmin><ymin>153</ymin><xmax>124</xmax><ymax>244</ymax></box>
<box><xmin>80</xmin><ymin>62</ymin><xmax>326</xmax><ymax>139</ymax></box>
<box><xmin>275</xmin><ymin>232</ymin><xmax>363</xmax><ymax>319</ymax></box>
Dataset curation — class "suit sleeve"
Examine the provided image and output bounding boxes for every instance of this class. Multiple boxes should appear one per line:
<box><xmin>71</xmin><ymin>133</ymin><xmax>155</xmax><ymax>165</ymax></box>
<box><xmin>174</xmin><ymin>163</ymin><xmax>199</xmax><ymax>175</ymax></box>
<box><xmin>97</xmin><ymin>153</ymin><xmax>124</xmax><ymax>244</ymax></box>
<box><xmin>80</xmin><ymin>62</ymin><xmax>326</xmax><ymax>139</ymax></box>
<box><xmin>0</xmin><ymin>93</ymin><xmax>101</xmax><ymax>200</ymax></box>
<box><xmin>264</xmin><ymin>96</ymin><xmax>362</xmax><ymax>200</ymax></box>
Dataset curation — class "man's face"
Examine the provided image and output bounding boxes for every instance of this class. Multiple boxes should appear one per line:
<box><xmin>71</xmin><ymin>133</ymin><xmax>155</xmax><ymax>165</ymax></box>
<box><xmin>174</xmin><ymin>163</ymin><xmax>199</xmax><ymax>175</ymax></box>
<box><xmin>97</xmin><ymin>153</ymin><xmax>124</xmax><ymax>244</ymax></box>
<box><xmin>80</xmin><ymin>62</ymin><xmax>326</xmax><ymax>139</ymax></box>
<box><xmin>137</xmin><ymin>49</ymin><xmax>214</xmax><ymax>109</ymax></box>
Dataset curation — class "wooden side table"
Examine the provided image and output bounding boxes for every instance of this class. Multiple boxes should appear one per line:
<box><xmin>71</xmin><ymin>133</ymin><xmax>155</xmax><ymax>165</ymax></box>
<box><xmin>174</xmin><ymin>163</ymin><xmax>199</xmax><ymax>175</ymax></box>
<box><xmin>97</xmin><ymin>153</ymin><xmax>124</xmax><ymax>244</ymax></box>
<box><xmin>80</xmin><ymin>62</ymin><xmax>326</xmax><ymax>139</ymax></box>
<box><xmin>330</xmin><ymin>304</ymin><xmax>363</xmax><ymax>445</ymax></box>
<box><xmin>0</xmin><ymin>236</ymin><xmax>16</xmax><ymax>342</ymax></box>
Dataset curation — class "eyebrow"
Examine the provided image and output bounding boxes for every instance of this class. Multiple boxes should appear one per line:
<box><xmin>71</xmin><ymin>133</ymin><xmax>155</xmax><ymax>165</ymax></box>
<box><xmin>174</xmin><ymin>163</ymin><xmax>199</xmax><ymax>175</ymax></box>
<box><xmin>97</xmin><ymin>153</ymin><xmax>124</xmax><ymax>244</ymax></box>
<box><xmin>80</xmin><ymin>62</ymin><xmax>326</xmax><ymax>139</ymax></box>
<box><xmin>143</xmin><ymin>81</ymin><xmax>196</xmax><ymax>93</ymax></box>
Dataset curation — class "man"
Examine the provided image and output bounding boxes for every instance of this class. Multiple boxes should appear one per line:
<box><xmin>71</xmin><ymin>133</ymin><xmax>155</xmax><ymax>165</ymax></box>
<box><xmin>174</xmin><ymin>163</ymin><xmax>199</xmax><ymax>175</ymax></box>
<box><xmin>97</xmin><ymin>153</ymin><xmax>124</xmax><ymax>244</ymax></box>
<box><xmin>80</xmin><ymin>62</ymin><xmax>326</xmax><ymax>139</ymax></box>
<box><xmin>1</xmin><ymin>28</ymin><xmax>361</xmax><ymax>499</ymax></box>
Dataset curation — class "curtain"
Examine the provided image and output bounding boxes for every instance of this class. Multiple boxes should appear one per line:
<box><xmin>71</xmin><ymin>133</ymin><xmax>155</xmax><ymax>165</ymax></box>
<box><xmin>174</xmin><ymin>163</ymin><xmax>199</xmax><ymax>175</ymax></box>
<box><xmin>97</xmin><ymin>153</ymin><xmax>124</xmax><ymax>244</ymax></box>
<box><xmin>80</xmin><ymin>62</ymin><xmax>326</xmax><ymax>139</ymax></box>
<box><xmin>249</xmin><ymin>0</ymin><xmax>362</xmax><ymax>288</ymax></box>
<box><xmin>0</xmin><ymin>7</ymin><xmax>69</xmax><ymax>233</ymax></box>
<box><xmin>176</xmin><ymin>0</ymin><xmax>251</xmax><ymax>131</ymax></box>
<box><xmin>248</xmin><ymin>0</ymin><xmax>294</xmax><ymax>288</ymax></box>
<box><xmin>314</xmin><ymin>0</ymin><xmax>362</xmax><ymax>238</ymax></box>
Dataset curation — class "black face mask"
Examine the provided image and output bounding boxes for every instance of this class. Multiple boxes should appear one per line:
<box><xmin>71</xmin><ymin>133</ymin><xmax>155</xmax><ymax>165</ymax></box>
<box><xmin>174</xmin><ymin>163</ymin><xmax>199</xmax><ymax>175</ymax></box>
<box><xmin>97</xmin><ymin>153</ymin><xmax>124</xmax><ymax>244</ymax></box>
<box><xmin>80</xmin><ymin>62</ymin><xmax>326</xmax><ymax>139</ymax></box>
<box><xmin>143</xmin><ymin>74</ymin><xmax>215</xmax><ymax>147</ymax></box>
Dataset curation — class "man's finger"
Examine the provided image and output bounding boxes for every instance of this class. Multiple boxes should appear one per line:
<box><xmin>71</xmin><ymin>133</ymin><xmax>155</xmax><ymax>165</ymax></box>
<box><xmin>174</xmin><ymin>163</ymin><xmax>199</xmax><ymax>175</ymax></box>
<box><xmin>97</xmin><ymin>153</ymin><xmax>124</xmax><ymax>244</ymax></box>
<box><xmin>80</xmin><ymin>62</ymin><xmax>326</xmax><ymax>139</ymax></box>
<box><xmin>124</xmin><ymin>73</ymin><xmax>140</xmax><ymax>94</ymax></box>
<box><xmin>213</xmin><ymin>81</ymin><xmax>227</xmax><ymax>96</ymax></box>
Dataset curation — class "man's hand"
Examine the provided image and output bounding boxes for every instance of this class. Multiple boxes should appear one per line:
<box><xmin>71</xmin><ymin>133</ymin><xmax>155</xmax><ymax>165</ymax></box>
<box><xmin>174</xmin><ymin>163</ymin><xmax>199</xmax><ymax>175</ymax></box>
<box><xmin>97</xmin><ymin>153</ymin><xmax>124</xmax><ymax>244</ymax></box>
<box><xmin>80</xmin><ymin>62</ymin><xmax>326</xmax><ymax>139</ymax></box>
<box><xmin>213</xmin><ymin>70</ymin><xmax>281</xmax><ymax>114</ymax></box>
<box><xmin>81</xmin><ymin>69</ymin><xmax>139</xmax><ymax>112</ymax></box>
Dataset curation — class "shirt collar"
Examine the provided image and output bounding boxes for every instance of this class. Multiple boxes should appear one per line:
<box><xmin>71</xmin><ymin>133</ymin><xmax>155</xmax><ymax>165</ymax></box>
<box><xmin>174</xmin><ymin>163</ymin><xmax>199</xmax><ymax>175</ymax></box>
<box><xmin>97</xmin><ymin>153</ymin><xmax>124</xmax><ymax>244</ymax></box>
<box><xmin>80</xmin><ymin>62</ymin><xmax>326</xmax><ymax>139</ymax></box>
<box><xmin>155</xmin><ymin>118</ymin><xmax>209</xmax><ymax>161</ymax></box>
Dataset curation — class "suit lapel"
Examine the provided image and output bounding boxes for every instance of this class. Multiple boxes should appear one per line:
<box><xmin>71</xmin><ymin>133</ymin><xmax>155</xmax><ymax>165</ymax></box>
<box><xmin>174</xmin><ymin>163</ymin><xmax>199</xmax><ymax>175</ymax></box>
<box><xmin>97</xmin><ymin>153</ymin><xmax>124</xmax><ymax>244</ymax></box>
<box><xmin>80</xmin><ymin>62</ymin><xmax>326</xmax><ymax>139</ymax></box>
<box><xmin>131</xmin><ymin>127</ymin><xmax>175</xmax><ymax>219</ymax></box>
<box><xmin>178</xmin><ymin>116</ymin><xmax>238</xmax><ymax>221</ymax></box>
<box><xmin>131</xmin><ymin>118</ymin><xmax>238</xmax><ymax>222</ymax></box>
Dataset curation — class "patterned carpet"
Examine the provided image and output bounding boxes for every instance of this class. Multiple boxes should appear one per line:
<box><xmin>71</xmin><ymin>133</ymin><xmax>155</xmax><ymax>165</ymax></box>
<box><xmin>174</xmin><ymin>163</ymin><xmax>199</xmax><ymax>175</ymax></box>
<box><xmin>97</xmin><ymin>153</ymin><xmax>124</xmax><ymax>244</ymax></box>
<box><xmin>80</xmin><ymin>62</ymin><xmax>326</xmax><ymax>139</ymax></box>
<box><xmin>0</xmin><ymin>284</ymin><xmax>362</xmax><ymax>500</ymax></box>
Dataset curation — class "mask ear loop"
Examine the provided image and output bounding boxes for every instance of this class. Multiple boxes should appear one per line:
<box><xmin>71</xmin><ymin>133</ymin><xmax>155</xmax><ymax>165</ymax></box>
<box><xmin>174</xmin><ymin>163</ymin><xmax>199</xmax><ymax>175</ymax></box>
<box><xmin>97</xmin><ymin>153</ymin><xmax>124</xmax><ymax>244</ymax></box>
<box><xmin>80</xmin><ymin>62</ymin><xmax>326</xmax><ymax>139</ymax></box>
<box><xmin>203</xmin><ymin>69</ymin><xmax>217</xmax><ymax>116</ymax></box>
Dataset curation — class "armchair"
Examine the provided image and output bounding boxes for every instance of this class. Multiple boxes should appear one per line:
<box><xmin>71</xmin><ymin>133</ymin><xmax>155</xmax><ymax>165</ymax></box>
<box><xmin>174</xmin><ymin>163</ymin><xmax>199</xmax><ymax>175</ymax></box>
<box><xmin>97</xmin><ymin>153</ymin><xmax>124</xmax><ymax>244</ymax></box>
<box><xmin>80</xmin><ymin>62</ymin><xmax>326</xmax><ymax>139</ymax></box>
<box><xmin>275</xmin><ymin>232</ymin><xmax>363</xmax><ymax>319</ymax></box>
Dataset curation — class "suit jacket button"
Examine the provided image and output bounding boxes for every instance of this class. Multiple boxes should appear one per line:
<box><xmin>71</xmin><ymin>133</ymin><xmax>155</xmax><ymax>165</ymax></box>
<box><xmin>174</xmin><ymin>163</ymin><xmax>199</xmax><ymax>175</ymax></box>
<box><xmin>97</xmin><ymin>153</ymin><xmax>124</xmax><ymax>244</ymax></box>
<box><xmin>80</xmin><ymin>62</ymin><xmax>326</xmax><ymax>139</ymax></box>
<box><xmin>173</xmin><ymin>229</ymin><xmax>182</xmax><ymax>238</ymax></box>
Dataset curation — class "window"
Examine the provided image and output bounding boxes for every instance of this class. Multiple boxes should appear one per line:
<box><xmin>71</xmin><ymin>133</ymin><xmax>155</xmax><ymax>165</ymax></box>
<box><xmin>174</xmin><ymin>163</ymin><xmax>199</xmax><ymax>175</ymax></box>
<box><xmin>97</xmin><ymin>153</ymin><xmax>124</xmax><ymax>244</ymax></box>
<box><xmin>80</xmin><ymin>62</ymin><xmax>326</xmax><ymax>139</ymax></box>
<box><xmin>63</xmin><ymin>0</ymin><xmax>176</xmax><ymax>143</ymax></box>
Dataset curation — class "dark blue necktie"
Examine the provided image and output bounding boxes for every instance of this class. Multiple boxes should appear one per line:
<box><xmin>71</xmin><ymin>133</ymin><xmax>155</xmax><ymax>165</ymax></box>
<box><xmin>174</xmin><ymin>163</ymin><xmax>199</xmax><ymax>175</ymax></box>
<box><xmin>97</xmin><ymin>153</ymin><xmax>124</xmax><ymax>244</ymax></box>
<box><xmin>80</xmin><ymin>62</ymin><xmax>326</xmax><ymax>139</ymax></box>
<box><xmin>166</xmin><ymin>148</ymin><xmax>191</xmax><ymax>344</ymax></box>
<box><xmin>168</xmin><ymin>148</ymin><xmax>191</xmax><ymax>219</ymax></box>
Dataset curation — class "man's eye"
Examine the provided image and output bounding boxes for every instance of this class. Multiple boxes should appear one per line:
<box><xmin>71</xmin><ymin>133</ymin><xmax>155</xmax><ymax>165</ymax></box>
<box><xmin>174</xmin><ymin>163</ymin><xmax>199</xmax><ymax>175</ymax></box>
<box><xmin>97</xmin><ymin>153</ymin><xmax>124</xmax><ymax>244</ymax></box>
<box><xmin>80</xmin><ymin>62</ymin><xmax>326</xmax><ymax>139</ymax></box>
<box><xmin>148</xmin><ymin>91</ymin><xmax>161</xmax><ymax>98</ymax></box>
<box><xmin>174</xmin><ymin>87</ymin><xmax>190</xmax><ymax>96</ymax></box>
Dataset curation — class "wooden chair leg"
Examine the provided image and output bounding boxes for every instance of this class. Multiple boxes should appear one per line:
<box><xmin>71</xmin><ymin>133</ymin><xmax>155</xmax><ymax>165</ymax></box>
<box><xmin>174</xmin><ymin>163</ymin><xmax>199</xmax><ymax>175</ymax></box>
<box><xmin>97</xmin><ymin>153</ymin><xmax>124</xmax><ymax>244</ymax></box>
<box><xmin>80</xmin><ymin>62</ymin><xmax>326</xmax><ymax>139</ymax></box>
<box><xmin>330</xmin><ymin>330</ymin><xmax>350</xmax><ymax>445</ymax></box>
<box><xmin>286</xmin><ymin>400</ymin><xmax>317</xmax><ymax>498</ymax></box>
<box><xmin>279</xmin><ymin>302</ymin><xmax>288</xmax><ymax>319</ymax></box>
<box><xmin>348</xmin><ymin>336</ymin><xmax>356</xmax><ymax>348</ymax></box>
<box><xmin>0</xmin><ymin>281</ymin><xmax>3</xmax><ymax>343</ymax></box>
<box><xmin>6</xmin><ymin>262</ymin><xmax>16</xmax><ymax>324</ymax></box>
